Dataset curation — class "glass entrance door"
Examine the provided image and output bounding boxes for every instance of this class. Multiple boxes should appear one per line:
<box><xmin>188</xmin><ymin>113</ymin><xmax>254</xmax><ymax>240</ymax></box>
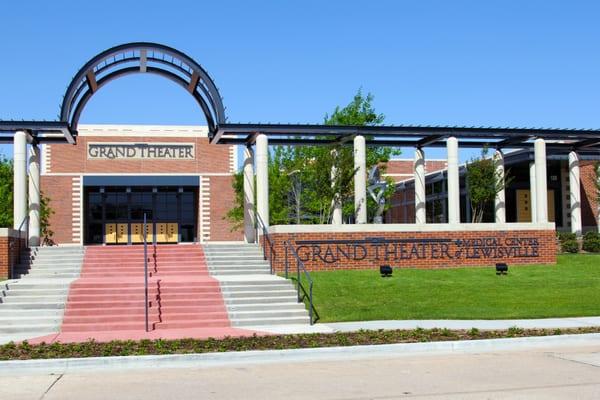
<box><xmin>84</xmin><ymin>186</ymin><xmax>198</xmax><ymax>245</ymax></box>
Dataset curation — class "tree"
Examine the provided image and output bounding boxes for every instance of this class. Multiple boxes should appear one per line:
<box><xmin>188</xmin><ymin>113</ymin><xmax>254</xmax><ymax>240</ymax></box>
<box><xmin>0</xmin><ymin>156</ymin><xmax>55</xmax><ymax>244</ymax></box>
<box><xmin>465</xmin><ymin>147</ymin><xmax>511</xmax><ymax>223</ymax></box>
<box><xmin>0</xmin><ymin>157</ymin><xmax>14</xmax><ymax>227</ymax></box>
<box><xmin>226</xmin><ymin>90</ymin><xmax>400</xmax><ymax>227</ymax></box>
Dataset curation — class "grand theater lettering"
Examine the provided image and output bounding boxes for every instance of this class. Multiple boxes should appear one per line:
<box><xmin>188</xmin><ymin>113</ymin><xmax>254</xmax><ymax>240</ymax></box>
<box><xmin>88</xmin><ymin>142</ymin><xmax>195</xmax><ymax>160</ymax></box>
<box><xmin>295</xmin><ymin>236</ymin><xmax>541</xmax><ymax>264</ymax></box>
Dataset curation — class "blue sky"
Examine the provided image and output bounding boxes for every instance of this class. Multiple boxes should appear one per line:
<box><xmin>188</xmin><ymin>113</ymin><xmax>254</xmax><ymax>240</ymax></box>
<box><xmin>1</xmin><ymin>1</ymin><xmax>600</xmax><ymax>163</ymax></box>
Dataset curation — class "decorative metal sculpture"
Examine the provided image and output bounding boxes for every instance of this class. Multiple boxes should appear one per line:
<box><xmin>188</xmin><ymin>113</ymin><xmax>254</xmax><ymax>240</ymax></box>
<box><xmin>367</xmin><ymin>165</ymin><xmax>388</xmax><ymax>224</ymax></box>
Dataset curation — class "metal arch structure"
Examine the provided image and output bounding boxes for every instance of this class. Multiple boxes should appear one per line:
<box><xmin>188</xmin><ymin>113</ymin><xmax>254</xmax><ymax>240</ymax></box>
<box><xmin>61</xmin><ymin>42</ymin><xmax>226</xmax><ymax>135</ymax></box>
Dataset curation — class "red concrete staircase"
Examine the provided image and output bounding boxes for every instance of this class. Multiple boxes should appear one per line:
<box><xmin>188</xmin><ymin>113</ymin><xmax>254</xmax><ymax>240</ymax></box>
<box><xmin>61</xmin><ymin>244</ymin><xmax>230</xmax><ymax>333</ymax></box>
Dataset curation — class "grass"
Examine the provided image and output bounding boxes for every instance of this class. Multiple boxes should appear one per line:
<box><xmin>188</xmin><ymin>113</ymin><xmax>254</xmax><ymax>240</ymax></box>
<box><xmin>303</xmin><ymin>254</ymin><xmax>600</xmax><ymax>322</ymax></box>
<box><xmin>2</xmin><ymin>327</ymin><xmax>600</xmax><ymax>360</ymax></box>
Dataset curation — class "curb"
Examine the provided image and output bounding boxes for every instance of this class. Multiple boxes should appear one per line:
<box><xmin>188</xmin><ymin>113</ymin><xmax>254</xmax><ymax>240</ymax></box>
<box><xmin>1</xmin><ymin>333</ymin><xmax>599</xmax><ymax>375</ymax></box>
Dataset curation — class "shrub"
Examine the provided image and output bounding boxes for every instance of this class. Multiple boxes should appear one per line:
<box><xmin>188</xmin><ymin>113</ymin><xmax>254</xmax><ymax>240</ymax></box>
<box><xmin>582</xmin><ymin>231</ymin><xmax>600</xmax><ymax>253</ymax></box>
<box><xmin>558</xmin><ymin>232</ymin><xmax>579</xmax><ymax>253</ymax></box>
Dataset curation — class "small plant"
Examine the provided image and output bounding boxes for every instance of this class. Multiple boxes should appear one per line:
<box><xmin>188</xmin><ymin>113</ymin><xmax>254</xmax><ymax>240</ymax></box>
<box><xmin>558</xmin><ymin>232</ymin><xmax>579</xmax><ymax>253</ymax></box>
<box><xmin>467</xmin><ymin>327</ymin><xmax>480</xmax><ymax>336</ymax></box>
<box><xmin>507</xmin><ymin>326</ymin><xmax>524</xmax><ymax>336</ymax></box>
<box><xmin>582</xmin><ymin>231</ymin><xmax>600</xmax><ymax>253</ymax></box>
<box><xmin>553</xmin><ymin>328</ymin><xmax>562</xmax><ymax>335</ymax></box>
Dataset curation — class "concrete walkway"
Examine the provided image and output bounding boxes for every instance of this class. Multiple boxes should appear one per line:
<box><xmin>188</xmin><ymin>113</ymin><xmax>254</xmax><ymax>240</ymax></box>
<box><xmin>2</xmin><ymin>316</ymin><xmax>600</xmax><ymax>344</ymax></box>
<box><xmin>243</xmin><ymin>316</ymin><xmax>600</xmax><ymax>336</ymax></box>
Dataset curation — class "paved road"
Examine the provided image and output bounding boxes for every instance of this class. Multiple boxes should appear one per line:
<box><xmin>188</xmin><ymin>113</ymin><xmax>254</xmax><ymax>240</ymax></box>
<box><xmin>2</xmin><ymin>344</ymin><xmax>600</xmax><ymax>399</ymax></box>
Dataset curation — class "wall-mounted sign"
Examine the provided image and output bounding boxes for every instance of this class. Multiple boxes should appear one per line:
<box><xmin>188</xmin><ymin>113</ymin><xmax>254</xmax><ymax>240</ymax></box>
<box><xmin>88</xmin><ymin>143</ymin><xmax>195</xmax><ymax>160</ymax></box>
<box><xmin>294</xmin><ymin>236</ymin><xmax>541</xmax><ymax>264</ymax></box>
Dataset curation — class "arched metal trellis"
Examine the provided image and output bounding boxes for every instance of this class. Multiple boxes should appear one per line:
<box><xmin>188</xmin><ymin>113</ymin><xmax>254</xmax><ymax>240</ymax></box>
<box><xmin>60</xmin><ymin>42</ymin><xmax>226</xmax><ymax>134</ymax></box>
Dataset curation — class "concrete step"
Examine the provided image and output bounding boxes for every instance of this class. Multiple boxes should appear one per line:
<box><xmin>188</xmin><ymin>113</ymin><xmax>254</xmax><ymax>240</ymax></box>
<box><xmin>222</xmin><ymin>289</ymin><xmax>297</xmax><ymax>299</ymax></box>
<box><xmin>1</xmin><ymin>288</ymin><xmax>69</xmax><ymax>296</ymax></box>
<box><xmin>14</xmin><ymin>271</ymin><xmax>80</xmax><ymax>278</ymax></box>
<box><xmin>224</xmin><ymin>296</ymin><xmax>300</xmax><ymax>305</ymax></box>
<box><xmin>0</xmin><ymin>316</ymin><xmax>62</xmax><ymax>326</ymax></box>
<box><xmin>3</xmin><ymin>282</ymin><xmax>73</xmax><ymax>290</ymax></box>
<box><xmin>208</xmin><ymin>269</ymin><xmax>271</xmax><ymax>275</ymax></box>
<box><xmin>231</xmin><ymin>316</ymin><xmax>311</xmax><ymax>326</ymax></box>
<box><xmin>221</xmin><ymin>283</ymin><xmax>294</xmax><ymax>292</ymax></box>
<box><xmin>229</xmin><ymin>309</ymin><xmax>308</xmax><ymax>320</ymax></box>
<box><xmin>1</xmin><ymin>295</ymin><xmax>67</xmax><ymax>303</ymax></box>
<box><xmin>0</xmin><ymin>302</ymin><xmax>65</xmax><ymax>310</ymax></box>
<box><xmin>227</xmin><ymin>302</ymin><xmax>305</xmax><ymax>312</ymax></box>
<box><xmin>0</xmin><ymin>324</ymin><xmax>60</xmax><ymax>334</ymax></box>
<box><xmin>0</xmin><ymin>309</ymin><xmax>64</xmax><ymax>317</ymax></box>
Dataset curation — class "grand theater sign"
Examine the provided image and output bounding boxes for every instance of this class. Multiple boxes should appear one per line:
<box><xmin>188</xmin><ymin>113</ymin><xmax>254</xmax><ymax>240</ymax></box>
<box><xmin>88</xmin><ymin>142</ymin><xmax>195</xmax><ymax>160</ymax></box>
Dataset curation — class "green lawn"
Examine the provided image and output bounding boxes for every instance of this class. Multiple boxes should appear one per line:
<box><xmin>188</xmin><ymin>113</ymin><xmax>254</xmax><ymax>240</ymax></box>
<box><xmin>304</xmin><ymin>254</ymin><xmax>600</xmax><ymax>322</ymax></box>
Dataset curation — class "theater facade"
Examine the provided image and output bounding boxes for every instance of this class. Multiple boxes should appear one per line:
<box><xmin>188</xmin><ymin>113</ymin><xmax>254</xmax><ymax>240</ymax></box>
<box><xmin>41</xmin><ymin>124</ymin><xmax>241</xmax><ymax>245</ymax></box>
<box><xmin>2</xmin><ymin>42</ymin><xmax>600</xmax><ymax>277</ymax></box>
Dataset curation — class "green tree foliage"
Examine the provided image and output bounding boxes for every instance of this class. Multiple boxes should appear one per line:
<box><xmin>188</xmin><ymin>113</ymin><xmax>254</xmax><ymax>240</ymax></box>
<box><xmin>465</xmin><ymin>147</ymin><xmax>511</xmax><ymax>223</ymax></box>
<box><xmin>0</xmin><ymin>156</ymin><xmax>55</xmax><ymax>244</ymax></box>
<box><xmin>0</xmin><ymin>157</ymin><xmax>14</xmax><ymax>227</ymax></box>
<box><xmin>227</xmin><ymin>90</ymin><xmax>400</xmax><ymax>227</ymax></box>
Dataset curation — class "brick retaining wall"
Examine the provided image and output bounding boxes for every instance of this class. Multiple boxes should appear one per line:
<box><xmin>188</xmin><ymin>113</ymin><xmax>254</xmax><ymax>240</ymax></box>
<box><xmin>0</xmin><ymin>229</ymin><xmax>25</xmax><ymax>280</ymax></box>
<box><xmin>266</xmin><ymin>228</ymin><xmax>557</xmax><ymax>272</ymax></box>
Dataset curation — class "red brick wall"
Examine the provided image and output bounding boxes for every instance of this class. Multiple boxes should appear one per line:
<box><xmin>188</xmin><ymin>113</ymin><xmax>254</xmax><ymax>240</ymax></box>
<box><xmin>0</xmin><ymin>234</ymin><xmax>25</xmax><ymax>279</ymax></box>
<box><xmin>385</xmin><ymin>159</ymin><xmax>447</xmax><ymax>182</ymax></box>
<box><xmin>42</xmin><ymin>132</ymin><xmax>242</xmax><ymax>244</ymax></box>
<box><xmin>267</xmin><ymin>229</ymin><xmax>557</xmax><ymax>272</ymax></box>
<box><xmin>48</xmin><ymin>137</ymin><xmax>232</xmax><ymax>174</ymax></box>
<box><xmin>209</xmin><ymin>175</ymin><xmax>243</xmax><ymax>241</ymax></box>
<box><xmin>41</xmin><ymin>176</ymin><xmax>76</xmax><ymax>245</ymax></box>
<box><xmin>580</xmin><ymin>161</ymin><xmax>599</xmax><ymax>228</ymax></box>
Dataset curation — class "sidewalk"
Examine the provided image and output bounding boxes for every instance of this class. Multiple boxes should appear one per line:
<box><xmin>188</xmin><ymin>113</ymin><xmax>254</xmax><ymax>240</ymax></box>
<box><xmin>2</xmin><ymin>316</ymin><xmax>600</xmax><ymax>345</ymax></box>
<box><xmin>244</xmin><ymin>316</ymin><xmax>600</xmax><ymax>335</ymax></box>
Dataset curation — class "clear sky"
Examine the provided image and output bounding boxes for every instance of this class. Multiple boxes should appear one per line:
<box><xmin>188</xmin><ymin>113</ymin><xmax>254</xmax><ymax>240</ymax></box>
<box><xmin>1</xmin><ymin>0</ymin><xmax>600</xmax><ymax>162</ymax></box>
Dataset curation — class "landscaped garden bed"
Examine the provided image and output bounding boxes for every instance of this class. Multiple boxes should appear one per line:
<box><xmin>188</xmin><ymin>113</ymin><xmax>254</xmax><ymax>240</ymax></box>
<box><xmin>1</xmin><ymin>327</ymin><xmax>600</xmax><ymax>360</ymax></box>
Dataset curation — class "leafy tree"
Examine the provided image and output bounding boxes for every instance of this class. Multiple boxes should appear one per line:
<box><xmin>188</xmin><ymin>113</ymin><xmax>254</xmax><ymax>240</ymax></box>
<box><xmin>0</xmin><ymin>157</ymin><xmax>13</xmax><ymax>227</ymax></box>
<box><xmin>0</xmin><ymin>156</ymin><xmax>55</xmax><ymax>244</ymax></box>
<box><xmin>465</xmin><ymin>147</ymin><xmax>511</xmax><ymax>223</ymax></box>
<box><xmin>227</xmin><ymin>90</ymin><xmax>400</xmax><ymax>227</ymax></box>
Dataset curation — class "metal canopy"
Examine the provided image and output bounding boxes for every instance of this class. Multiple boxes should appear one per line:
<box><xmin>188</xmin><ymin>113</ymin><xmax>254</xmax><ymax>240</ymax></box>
<box><xmin>0</xmin><ymin>42</ymin><xmax>225</xmax><ymax>145</ymax></box>
<box><xmin>1</xmin><ymin>42</ymin><xmax>600</xmax><ymax>154</ymax></box>
<box><xmin>212</xmin><ymin>123</ymin><xmax>600</xmax><ymax>153</ymax></box>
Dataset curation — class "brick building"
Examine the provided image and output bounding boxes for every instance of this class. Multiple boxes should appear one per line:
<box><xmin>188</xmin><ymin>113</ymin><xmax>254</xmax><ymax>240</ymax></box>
<box><xmin>385</xmin><ymin>150</ymin><xmax>600</xmax><ymax>232</ymax></box>
<box><xmin>41</xmin><ymin>124</ymin><xmax>242</xmax><ymax>245</ymax></box>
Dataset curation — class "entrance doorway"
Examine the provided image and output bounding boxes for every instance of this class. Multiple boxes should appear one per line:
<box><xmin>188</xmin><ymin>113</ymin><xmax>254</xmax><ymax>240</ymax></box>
<box><xmin>84</xmin><ymin>186</ymin><xmax>198</xmax><ymax>244</ymax></box>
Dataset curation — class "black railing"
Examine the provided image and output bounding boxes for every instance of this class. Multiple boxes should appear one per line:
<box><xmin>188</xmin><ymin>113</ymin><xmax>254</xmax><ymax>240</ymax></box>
<box><xmin>143</xmin><ymin>213</ymin><xmax>150</xmax><ymax>332</ymax></box>
<box><xmin>284</xmin><ymin>241</ymin><xmax>319</xmax><ymax>325</ymax></box>
<box><xmin>255</xmin><ymin>212</ymin><xmax>276</xmax><ymax>275</ymax></box>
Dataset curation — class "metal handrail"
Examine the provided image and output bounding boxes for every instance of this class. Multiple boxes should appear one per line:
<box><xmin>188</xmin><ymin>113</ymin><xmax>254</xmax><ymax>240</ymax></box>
<box><xmin>284</xmin><ymin>240</ymin><xmax>319</xmax><ymax>325</ymax></box>
<box><xmin>143</xmin><ymin>213</ymin><xmax>150</xmax><ymax>332</ymax></box>
<box><xmin>255</xmin><ymin>212</ymin><xmax>276</xmax><ymax>275</ymax></box>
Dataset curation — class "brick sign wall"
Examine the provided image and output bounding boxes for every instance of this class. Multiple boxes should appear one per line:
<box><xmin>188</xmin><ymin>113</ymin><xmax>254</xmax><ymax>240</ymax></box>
<box><xmin>268</xmin><ymin>229</ymin><xmax>557</xmax><ymax>272</ymax></box>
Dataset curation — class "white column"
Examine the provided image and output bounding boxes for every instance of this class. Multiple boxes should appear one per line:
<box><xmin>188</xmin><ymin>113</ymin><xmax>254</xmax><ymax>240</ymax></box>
<box><xmin>243</xmin><ymin>146</ymin><xmax>256</xmax><ymax>242</ymax></box>
<box><xmin>331</xmin><ymin>155</ymin><xmax>342</xmax><ymax>225</ymax></box>
<box><xmin>13</xmin><ymin>131</ymin><xmax>27</xmax><ymax>231</ymax></box>
<box><xmin>447</xmin><ymin>136</ymin><xmax>460</xmax><ymax>225</ymax></box>
<box><xmin>414</xmin><ymin>148</ymin><xmax>426</xmax><ymax>224</ymax></box>
<box><xmin>255</xmin><ymin>134</ymin><xmax>269</xmax><ymax>229</ymax></box>
<box><xmin>568</xmin><ymin>151</ymin><xmax>582</xmax><ymax>236</ymax></box>
<box><xmin>354</xmin><ymin>135</ymin><xmax>367</xmax><ymax>223</ymax></box>
<box><xmin>331</xmin><ymin>148</ymin><xmax>342</xmax><ymax>225</ymax></box>
<box><xmin>494</xmin><ymin>149</ymin><xmax>506</xmax><ymax>223</ymax></box>
<box><xmin>534</xmin><ymin>138</ymin><xmax>548</xmax><ymax>223</ymax></box>
<box><xmin>28</xmin><ymin>144</ymin><xmax>41</xmax><ymax>246</ymax></box>
<box><xmin>529</xmin><ymin>161</ymin><xmax>537</xmax><ymax>223</ymax></box>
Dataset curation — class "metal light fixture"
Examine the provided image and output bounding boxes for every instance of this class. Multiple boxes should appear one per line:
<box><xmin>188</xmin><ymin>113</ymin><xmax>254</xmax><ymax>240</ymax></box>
<box><xmin>380</xmin><ymin>265</ymin><xmax>393</xmax><ymax>277</ymax></box>
<box><xmin>495</xmin><ymin>263</ymin><xmax>508</xmax><ymax>275</ymax></box>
